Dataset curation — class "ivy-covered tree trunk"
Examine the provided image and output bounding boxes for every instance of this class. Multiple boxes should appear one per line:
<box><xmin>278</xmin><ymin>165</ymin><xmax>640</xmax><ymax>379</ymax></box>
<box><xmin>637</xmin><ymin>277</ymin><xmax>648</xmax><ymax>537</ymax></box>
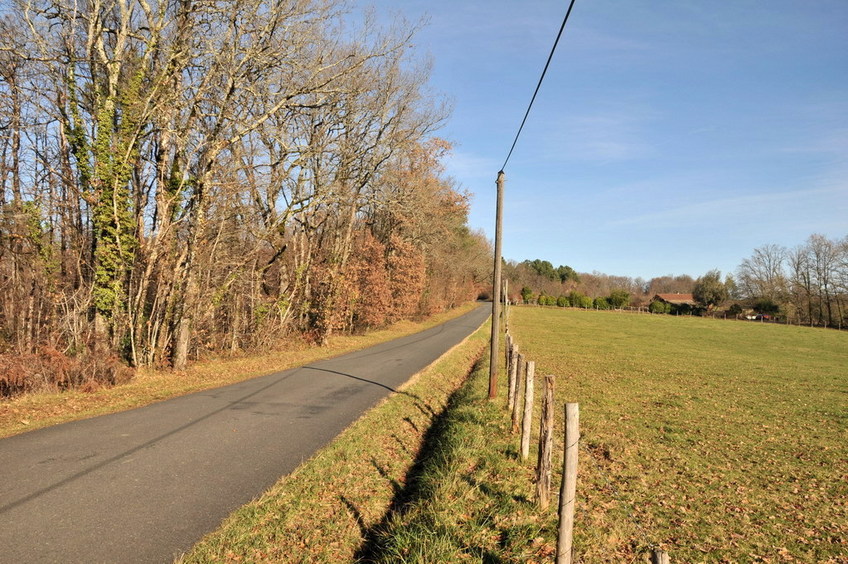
<box><xmin>91</xmin><ymin>103</ymin><xmax>137</xmax><ymax>348</ymax></box>
<box><xmin>67</xmin><ymin>66</ymin><xmax>143</xmax><ymax>354</ymax></box>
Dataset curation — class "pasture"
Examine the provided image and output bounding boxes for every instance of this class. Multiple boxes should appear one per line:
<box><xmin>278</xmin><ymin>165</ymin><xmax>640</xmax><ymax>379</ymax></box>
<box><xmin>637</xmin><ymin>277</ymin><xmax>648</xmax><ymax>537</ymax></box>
<box><xmin>509</xmin><ymin>307</ymin><xmax>847</xmax><ymax>562</ymax></box>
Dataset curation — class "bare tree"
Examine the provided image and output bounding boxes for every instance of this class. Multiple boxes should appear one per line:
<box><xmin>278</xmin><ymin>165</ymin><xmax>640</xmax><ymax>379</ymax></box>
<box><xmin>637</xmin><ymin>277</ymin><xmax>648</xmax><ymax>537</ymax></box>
<box><xmin>736</xmin><ymin>243</ymin><xmax>788</xmax><ymax>301</ymax></box>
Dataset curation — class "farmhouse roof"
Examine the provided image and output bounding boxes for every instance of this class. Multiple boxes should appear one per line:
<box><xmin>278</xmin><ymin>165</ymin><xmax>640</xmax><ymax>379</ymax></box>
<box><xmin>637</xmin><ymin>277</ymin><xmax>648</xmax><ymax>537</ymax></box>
<box><xmin>653</xmin><ymin>293</ymin><xmax>696</xmax><ymax>305</ymax></box>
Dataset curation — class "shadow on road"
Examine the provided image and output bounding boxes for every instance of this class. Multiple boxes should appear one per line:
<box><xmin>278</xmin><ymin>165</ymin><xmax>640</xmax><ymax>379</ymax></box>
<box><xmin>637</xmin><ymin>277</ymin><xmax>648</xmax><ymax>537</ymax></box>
<box><xmin>301</xmin><ymin>366</ymin><xmax>423</xmax><ymax>400</ymax></box>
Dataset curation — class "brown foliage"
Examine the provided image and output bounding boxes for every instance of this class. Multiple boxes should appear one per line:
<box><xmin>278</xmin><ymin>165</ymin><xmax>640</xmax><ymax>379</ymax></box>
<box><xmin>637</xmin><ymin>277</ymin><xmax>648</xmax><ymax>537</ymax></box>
<box><xmin>0</xmin><ymin>348</ymin><xmax>133</xmax><ymax>398</ymax></box>
<box><xmin>386</xmin><ymin>235</ymin><xmax>426</xmax><ymax>322</ymax></box>
<box><xmin>350</xmin><ymin>233</ymin><xmax>391</xmax><ymax>329</ymax></box>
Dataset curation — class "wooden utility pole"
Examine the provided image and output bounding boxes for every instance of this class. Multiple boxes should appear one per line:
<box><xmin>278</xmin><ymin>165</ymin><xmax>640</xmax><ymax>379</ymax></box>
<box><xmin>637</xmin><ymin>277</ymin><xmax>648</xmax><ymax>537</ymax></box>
<box><xmin>489</xmin><ymin>171</ymin><xmax>505</xmax><ymax>399</ymax></box>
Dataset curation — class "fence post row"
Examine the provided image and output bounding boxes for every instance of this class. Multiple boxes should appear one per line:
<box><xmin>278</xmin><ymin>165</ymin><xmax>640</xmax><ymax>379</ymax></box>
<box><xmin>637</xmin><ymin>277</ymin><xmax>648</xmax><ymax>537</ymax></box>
<box><xmin>500</xmin><ymin>334</ymin><xmax>675</xmax><ymax>561</ymax></box>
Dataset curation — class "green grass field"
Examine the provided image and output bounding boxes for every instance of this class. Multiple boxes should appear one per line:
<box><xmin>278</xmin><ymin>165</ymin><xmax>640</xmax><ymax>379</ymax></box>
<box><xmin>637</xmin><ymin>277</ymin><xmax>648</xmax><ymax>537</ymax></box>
<box><xmin>508</xmin><ymin>307</ymin><xmax>847</xmax><ymax>562</ymax></box>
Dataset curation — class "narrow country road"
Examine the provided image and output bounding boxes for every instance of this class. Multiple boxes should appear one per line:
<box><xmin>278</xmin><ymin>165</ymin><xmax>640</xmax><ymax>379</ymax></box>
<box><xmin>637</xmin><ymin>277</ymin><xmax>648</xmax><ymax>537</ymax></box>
<box><xmin>0</xmin><ymin>304</ymin><xmax>490</xmax><ymax>564</ymax></box>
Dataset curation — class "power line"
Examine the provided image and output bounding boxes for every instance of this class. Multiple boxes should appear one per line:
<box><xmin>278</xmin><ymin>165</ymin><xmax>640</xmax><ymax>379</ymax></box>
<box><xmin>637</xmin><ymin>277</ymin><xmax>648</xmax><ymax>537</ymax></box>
<box><xmin>500</xmin><ymin>0</ymin><xmax>578</xmax><ymax>172</ymax></box>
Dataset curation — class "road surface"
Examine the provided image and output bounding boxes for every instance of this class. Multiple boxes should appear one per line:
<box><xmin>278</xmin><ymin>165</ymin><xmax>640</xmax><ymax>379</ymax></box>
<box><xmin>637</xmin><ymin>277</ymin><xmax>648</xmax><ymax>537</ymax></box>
<box><xmin>0</xmin><ymin>304</ymin><xmax>490</xmax><ymax>563</ymax></box>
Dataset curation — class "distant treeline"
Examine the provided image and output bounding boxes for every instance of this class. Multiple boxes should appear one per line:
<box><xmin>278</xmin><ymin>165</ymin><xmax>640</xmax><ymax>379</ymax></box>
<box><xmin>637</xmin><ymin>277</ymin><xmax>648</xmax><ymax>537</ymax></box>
<box><xmin>506</xmin><ymin>232</ymin><xmax>848</xmax><ymax>327</ymax></box>
<box><xmin>504</xmin><ymin>260</ymin><xmax>696</xmax><ymax>309</ymax></box>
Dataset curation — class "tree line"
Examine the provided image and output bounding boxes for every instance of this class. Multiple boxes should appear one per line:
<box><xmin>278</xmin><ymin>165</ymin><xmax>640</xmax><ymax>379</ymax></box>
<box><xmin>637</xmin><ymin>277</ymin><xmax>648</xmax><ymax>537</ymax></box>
<box><xmin>504</xmin><ymin>259</ymin><xmax>696</xmax><ymax>310</ymax></box>
<box><xmin>507</xmin><ymin>232</ymin><xmax>848</xmax><ymax>328</ymax></box>
<box><xmin>736</xmin><ymin>234</ymin><xmax>848</xmax><ymax>327</ymax></box>
<box><xmin>0</xmin><ymin>0</ymin><xmax>490</xmax><ymax>394</ymax></box>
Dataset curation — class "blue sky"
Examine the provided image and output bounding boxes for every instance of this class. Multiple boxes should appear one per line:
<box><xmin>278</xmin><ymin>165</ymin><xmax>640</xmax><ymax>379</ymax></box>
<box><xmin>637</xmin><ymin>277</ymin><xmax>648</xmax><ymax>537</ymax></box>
<box><xmin>355</xmin><ymin>0</ymin><xmax>848</xmax><ymax>280</ymax></box>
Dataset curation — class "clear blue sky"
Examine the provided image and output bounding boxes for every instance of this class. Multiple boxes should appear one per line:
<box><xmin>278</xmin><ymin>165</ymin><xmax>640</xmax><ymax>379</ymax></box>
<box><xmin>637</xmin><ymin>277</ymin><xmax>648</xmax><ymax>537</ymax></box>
<box><xmin>355</xmin><ymin>0</ymin><xmax>847</xmax><ymax>281</ymax></box>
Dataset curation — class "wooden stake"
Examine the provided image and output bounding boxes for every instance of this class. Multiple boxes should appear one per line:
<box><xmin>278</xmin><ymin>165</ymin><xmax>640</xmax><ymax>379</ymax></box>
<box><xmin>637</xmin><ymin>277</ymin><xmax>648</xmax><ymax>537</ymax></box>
<box><xmin>651</xmin><ymin>549</ymin><xmax>671</xmax><ymax>564</ymax></box>
<box><xmin>520</xmin><ymin>360</ymin><xmax>535</xmax><ymax>460</ymax></box>
<box><xmin>536</xmin><ymin>375</ymin><xmax>555</xmax><ymax>510</ymax></box>
<box><xmin>556</xmin><ymin>403</ymin><xmax>579</xmax><ymax>564</ymax></box>
<box><xmin>504</xmin><ymin>278</ymin><xmax>509</xmax><ymax>331</ymax></box>
<box><xmin>505</xmin><ymin>332</ymin><xmax>512</xmax><ymax>373</ymax></box>
<box><xmin>507</xmin><ymin>341</ymin><xmax>518</xmax><ymax>412</ymax></box>
<box><xmin>511</xmin><ymin>353</ymin><xmax>525</xmax><ymax>433</ymax></box>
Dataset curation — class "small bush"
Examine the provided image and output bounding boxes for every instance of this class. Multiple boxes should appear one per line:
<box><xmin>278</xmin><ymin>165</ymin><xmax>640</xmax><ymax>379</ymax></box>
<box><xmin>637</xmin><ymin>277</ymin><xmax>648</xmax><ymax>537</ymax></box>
<box><xmin>557</xmin><ymin>295</ymin><xmax>569</xmax><ymax>307</ymax></box>
<box><xmin>609</xmin><ymin>289</ymin><xmax>630</xmax><ymax>308</ymax></box>
<box><xmin>568</xmin><ymin>291</ymin><xmax>593</xmax><ymax>309</ymax></box>
<box><xmin>0</xmin><ymin>348</ymin><xmax>134</xmax><ymax>399</ymax></box>
<box><xmin>752</xmin><ymin>297</ymin><xmax>780</xmax><ymax>315</ymax></box>
<box><xmin>594</xmin><ymin>297</ymin><xmax>610</xmax><ymax>310</ymax></box>
<box><xmin>538</xmin><ymin>294</ymin><xmax>557</xmax><ymax>307</ymax></box>
<box><xmin>649</xmin><ymin>300</ymin><xmax>670</xmax><ymax>314</ymax></box>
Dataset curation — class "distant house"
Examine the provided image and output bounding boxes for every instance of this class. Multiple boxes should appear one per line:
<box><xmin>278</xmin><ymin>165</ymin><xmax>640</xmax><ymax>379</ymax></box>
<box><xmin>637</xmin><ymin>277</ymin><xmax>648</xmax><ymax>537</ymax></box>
<box><xmin>652</xmin><ymin>293</ymin><xmax>696</xmax><ymax>307</ymax></box>
<box><xmin>650</xmin><ymin>293</ymin><xmax>697</xmax><ymax>314</ymax></box>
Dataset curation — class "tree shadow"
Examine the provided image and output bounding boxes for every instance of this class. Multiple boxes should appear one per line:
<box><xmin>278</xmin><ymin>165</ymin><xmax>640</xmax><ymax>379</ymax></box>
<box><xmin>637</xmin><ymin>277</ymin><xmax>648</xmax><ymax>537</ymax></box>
<box><xmin>462</xmin><ymin>474</ymin><xmax>530</xmax><ymax>506</ymax></box>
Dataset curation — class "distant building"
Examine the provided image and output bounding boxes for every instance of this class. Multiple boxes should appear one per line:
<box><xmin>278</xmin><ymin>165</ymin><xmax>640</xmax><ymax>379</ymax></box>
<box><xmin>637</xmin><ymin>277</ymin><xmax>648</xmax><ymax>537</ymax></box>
<box><xmin>651</xmin><ymin>293</ymin><xmax>696</xmax><ymax>307</ymax></box>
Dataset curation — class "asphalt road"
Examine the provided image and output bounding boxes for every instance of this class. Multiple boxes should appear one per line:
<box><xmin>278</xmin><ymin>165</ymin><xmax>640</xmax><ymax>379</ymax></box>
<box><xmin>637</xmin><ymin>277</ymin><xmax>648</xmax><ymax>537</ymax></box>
<box><xmin>0</xmin><ymin>304</ymin><xmax>490</xmax><ymax>564</ymax></box>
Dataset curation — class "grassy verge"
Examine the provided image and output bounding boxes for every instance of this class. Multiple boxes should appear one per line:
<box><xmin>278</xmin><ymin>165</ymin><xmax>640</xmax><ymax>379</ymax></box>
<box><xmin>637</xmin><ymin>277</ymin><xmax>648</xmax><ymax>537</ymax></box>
<box><xmin>180</xmin><ymin>320</ymin><xmax>568</xmax><ymax>563</ymax></box>
<box><xmin>349</xmin><ymin>333</ymin><xmax>557</xmax><ymax>563</ymax></box>
<box><xmin>179</xmin><ymin>317</ymin><xmax>492</xmax><ymax>563</ymax></box>
<box><xmin>0</xmin><ymin>303</ymin><xmax>477</xmax><ymax>439</ymax></box>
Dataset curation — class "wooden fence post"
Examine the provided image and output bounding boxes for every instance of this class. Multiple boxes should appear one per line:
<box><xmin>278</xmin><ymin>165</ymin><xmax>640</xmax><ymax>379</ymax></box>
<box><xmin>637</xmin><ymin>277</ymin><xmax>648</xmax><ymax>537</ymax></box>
<box><xmin>511</xmin><ymin>353</ymin><xmax>525</xmax><ymax>433</ymax></box>
<box><xmin>651</xmin><ymin>549</ymin><xmax>670</xmax><ymax>564</ymax></box>
<box><xmin>505</xmin><ymin>332</ymin><xmax>512</xmax><ymax>373</ymax></box>
<box><xmin>536</xmin><ymin>374</ymin><xmax>555</xmax><ymax>510</ymax></box>
<box><xmin>503</xmin><ymin>278</ymin><xmax>509</xmax><ymax>331</ymax></box>
<box><xmin>556</xmin><ymin>403</ymin><xmax>579</xmax><ymax>564</ymax></box>
<box><xmin>520</xmin><ymin>360</ymin><xmax>535</xmax><ymax>460</ymax></box>
<box><xmin>506</xmin><ymin>338</ymin><xmax>518</xmax><ymax>413</ymax></box>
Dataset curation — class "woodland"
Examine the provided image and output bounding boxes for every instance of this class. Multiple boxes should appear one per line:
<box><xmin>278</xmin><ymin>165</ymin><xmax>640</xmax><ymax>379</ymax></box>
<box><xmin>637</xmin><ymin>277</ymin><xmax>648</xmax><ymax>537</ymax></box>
<box><xmin>0</xmin><ymin>0</ymin><xmax>491</xmax><ymax>396</ymax></box>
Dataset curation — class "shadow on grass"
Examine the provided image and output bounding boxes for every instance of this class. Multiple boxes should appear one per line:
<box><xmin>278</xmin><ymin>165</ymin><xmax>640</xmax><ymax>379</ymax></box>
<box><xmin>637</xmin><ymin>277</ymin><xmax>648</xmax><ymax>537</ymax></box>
<box><xmin>461</xmin><ymin>474</ymin><xmax>530</xmax><ymax>505</ymax></box>
<box><xmin>351</xmin><ymin>355</ymin><xmax>503</xmax><ymax>563</ymax></box>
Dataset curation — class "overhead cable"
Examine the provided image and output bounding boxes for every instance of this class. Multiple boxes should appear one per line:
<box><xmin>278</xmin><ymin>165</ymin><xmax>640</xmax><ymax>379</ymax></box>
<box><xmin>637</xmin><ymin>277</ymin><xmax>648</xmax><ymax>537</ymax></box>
<box><xmin>500</xmin><ymin>0</ymin><xmax>578</xmax><ymax>172</ymax></box>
